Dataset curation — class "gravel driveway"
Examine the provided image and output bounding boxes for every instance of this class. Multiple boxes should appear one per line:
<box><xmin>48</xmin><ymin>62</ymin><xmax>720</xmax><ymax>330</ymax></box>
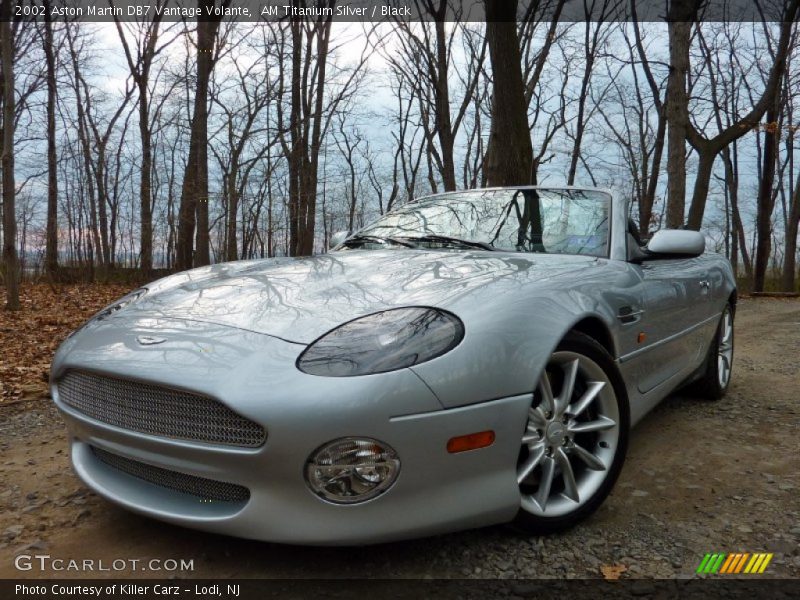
<box><xmin>1</xmin><ymin>297</ymin><xmax>798</xmax><ymax>579</ymax></box>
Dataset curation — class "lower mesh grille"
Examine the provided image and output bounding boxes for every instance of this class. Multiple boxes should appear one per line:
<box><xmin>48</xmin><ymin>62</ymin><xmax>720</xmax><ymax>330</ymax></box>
<box><xmin>92</xmin><ymin>446</ymin><xmax>250</xmax><ymax>503</ymax></box>
<box><xmin>58</xmin><ymin>370</ymin><xmax>266</xmax><ymax>447</ymax></box>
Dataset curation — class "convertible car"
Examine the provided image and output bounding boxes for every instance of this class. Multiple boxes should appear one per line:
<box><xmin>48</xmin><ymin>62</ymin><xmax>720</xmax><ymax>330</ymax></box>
<box><xmin>51</xmin><ymin>187</ymin><xmax>736</xmax><ymax>544</ymax></box>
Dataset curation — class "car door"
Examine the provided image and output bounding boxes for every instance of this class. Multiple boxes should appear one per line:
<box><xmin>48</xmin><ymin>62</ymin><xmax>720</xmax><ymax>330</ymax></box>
<box><xmin>630</xmin><ymin>256</ymin><xmax>710</xmax><ymax>393</ymax></box>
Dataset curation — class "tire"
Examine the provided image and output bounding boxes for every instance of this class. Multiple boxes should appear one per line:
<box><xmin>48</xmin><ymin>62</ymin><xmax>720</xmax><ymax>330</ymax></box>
<box><xmin>689</xmin><ymin>303</ymin><xmax>734</xmax><ymax>400</ymax></box>
<box><xmin>511</xmin><ymin>331</ymin><xmax>629</xmax><ymax>535</ymax></box>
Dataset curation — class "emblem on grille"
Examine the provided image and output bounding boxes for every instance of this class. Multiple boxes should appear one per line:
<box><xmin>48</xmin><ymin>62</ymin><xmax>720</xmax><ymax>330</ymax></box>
<box><xmin>137</xmin><ymin>335</ymin><xmax>166</xmax><ymax>346</ymax></box>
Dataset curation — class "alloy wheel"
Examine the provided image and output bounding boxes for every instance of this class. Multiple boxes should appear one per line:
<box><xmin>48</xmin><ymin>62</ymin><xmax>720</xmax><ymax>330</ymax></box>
<box><xmin>717</xmin><ymin>308</ymin><xmax>734</xmax><ymax>389</ymax></box>
<box><xmin>517</xmin><ymin>351</ymin><xmax>620</xmax><ymax>518</ymax></box>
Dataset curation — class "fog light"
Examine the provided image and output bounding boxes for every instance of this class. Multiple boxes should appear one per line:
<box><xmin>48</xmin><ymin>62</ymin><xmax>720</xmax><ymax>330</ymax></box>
<box><xmin>305</xmin><ymin>438</ymin><xmax>400</xmax><ymax>504</ymax></box>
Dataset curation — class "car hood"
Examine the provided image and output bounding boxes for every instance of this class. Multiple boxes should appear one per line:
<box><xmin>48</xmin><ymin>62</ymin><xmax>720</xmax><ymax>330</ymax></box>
<box><xmin>123</xmin><ymin>249</ymin><xmax>597</xmax><ymax>343</ymax></box>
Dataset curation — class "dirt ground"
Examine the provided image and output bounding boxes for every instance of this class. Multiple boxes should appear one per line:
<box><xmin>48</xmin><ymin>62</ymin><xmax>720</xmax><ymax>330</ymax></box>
<box><xmin>0</xmin><ymin>294</ymin><xmax>798</xmax><ymax>580</ymax></box>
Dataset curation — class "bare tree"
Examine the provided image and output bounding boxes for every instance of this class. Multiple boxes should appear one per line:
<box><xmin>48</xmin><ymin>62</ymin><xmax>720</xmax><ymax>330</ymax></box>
<box><xmin>385</xmin><ymin>57</ymin><xmax>427</xmax><ymax>203</ymax></box>
<box><xmin>593</xmin><ymin>18</ymin><xmax>666</xmax><ymax>233</ymax></box>
<box><xmin>702</xmin><ymin>21</ymin><xmax>751</xmax><ymax>276</ymax></box>
<box><xmin>596</xmin><ymin>59</ymin><xmax>662</xmax><ymax>233</ymax></box>
<box><xmin>780</xmin><ymin>33</ymin><xmax>799</xmax><ymax>291</ymax></box>
<box><xmin>707</xmin><ymin>15</ymin><xmax>799</xmax><ymax>291</ymax></box>
<box><xmin>0</xmin><ymin>1</ymin><xmax>18</xmax><ymax>308</ymax></box>
<box><xmin>564</xmin><ymin>2</ymin><xmax>620</xmax><ymax>186</ymax></box>
<box><xmin>627</xmin><ymin>11</ymin><xmax>667</xmax><ymax>235</ymax></box>
<box><xmin>332</xmin><ymin>113</ymin><xmax>365</xmax><ymax>233</ymax></box>
<box><xmin>484</xmin><ymin>0</ymin><xmax>532</xmax><ymax>186</ymax></box>
<box><xmin>685</xmin><ymin>1</ymin><xmax>799</xmax><ymax>231</ymax></box>
<box><xmin>41</xmin><ymin>0</ymin><xmax>59</xmax><ymax>278</ymax></box>
<box><xmin>784</xmin><ymin>170</ymin><xmax>800</xmax><ymax>291</ymax></box>
<box><xmin>278</xmin><ymin>10</ymin><xmax>371</xmax><ymax>256</ymax></box>
<box><xmin>113</xmin><ymin>1</ymin><xmax>176</xmax><ymax>274</ymax></box>
<box><xmin>80</xmin><ymin>75</ymin><xmax>135</xmax><ymax>269</ymax></box>
<box><xmin>209</xmin><ymin>28</ymin><xmax>278</xmax><ymax>261</ymax></box>
<box><xmin>752</xmin><ymin>50</ymin><xmax>783</xmax><ymax>291</ymax></box>
<box><xmin>663</xmin><ymin>0</ymin><xmax>696</xmax><ymax>228</ymax></box>
<box><xmin>518</xmin><ymin>0</ymin><xmax>567</xmax><ymax>183</ymax></box>
<box><xmin>382</xmin><ymin>2</ymin><xmax>487</xmax><ymax>191</ymax></box>
<box><xmin>176</xmin><ymin>0</ymin><xmax>230</xmax><ymax>269</ymax></box>
<box><xmin>64</xmin><ymin>24</ymin><xmax>102</xmax><ymax>275</ymax></box>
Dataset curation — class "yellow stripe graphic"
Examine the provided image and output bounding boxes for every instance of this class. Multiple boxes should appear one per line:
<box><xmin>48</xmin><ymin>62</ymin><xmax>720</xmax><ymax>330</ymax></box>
<box><xmin>733</xmin><ymin>553</ymin><xmax>749</xmax><ymax>574</ymax></box>
<box><xmin>745</xmin><ymin>554</ymin><xmax>763</xmax><ymax>574</ymax></box>
<box><xmin>757</xmin><ymin>553</ymin><xmax>773</xmax><ymax>574</ymax></box>
<box><xmin>720</xmin><ymin>554</ymin><xmax>736</xmax><ymax>574</ymax></box>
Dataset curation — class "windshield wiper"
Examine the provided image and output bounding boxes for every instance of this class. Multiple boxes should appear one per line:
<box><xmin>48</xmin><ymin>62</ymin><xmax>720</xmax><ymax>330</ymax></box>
<box><xmin>342</xmin><ymin>234</ymin><xmax>418</xmax><ymax>249</ymax></box>
<box><xmin>399</xmin><ymin>234</ymin><xmax>496</xmax><ymax>251</ymax></box>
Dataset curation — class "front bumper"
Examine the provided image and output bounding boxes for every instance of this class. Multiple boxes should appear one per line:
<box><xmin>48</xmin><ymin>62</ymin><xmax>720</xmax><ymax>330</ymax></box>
<box><xmin>52</xmin><ymin>316</ymin><xmax>530</xmax><ymax>545</ymax></box>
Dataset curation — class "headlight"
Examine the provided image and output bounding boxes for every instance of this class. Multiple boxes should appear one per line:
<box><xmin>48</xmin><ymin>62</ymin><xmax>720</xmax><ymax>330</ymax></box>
<box><xmin>91</xmin><ymin>288</ymin><xmax>147</xmax><ymax>322</ymax></box>
<box><xmin>305</xmin><ymin>438</ymin><xmax>400</xmax><ymax>504</ymax></box>
<box><xmin>296</xmin><ymin>307</ymin><xmax>464</xmax><ymax>377</ymax></box>
<box><xmin>69</xmin><ymin>289</ymin><xmax>147</xmax><ymax>338</ymax></box>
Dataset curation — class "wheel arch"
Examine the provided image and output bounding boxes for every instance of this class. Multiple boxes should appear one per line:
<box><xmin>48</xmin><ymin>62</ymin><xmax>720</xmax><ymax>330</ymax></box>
<box><xmin>728</xmin><ymin>289</ymin><xmax>737</xmax><ymax>316</ymax></box>
<box><xmin>410</xmin><ymin>297</ymin><xmax>622</xmax><ymax>409</ymax></box>
<box><xmin>568</xmin><ymin>316</ymin><xmax>617</xmax><ymax>360</ymax></box>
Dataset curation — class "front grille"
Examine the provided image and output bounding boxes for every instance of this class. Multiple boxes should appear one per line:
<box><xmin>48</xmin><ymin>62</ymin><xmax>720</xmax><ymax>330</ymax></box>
<box><xmin>92</xmin><ymin>446</ymin><xmax>250</xmax><ymax>503</ymax></box>
<box><xmin>58</xmin><ymin>370</ymin><xmax>266</xmax><ymax>448</ymax></box>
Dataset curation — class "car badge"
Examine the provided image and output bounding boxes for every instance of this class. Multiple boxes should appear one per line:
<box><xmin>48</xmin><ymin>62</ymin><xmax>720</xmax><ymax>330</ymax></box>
<box><xmin>136</xmin><ymin>335</ymin><xmax>167</xmax><ymax>346</ymax></box>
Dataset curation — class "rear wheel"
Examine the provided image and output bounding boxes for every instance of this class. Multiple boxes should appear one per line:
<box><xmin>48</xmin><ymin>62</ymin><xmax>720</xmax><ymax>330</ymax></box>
<box><xmin>690</xmin><ymin>304</ymin><xmax>734</xmax><ymax>400</ymax></box>
<box><xmin>511</xmin><ymin>332</ymin><xmax>629</xmax><ymax>534</ymax></box>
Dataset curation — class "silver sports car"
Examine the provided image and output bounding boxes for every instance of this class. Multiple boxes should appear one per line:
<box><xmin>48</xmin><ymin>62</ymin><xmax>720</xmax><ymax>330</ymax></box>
<box><xmin>51</xmin><ymin>187</ymin><xmax>736</xmax><ymax>544</ymax></box>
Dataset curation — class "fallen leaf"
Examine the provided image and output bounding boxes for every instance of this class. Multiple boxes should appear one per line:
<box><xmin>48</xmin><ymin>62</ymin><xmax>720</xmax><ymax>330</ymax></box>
<box><xmin>0</xmin><ymin>283</ymin><xmax>132</xmax><ymax>405</ymax></box>
<box><xmin>600</xmin><ymin>564</ymin><xmax>627</xmax><ymax>580</ymax></box>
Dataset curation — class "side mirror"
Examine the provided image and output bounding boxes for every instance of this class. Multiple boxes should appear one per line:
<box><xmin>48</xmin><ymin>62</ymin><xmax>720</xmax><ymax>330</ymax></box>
<box><xmin>644</xmin><ymin>229</ymin><xmax>705</xmax><ymax>258</ymax></box>
<box><xmin>329</xmin><ymin>231</ymin><xmax>348</xmax><ymax>250</ymax></box>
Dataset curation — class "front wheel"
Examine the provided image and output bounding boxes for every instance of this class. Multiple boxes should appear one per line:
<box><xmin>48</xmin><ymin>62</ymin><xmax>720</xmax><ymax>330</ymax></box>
<box><xmin>511</xmin><ymin>332</ymin><xmax>629</xmax><ymax>535</ymax></box>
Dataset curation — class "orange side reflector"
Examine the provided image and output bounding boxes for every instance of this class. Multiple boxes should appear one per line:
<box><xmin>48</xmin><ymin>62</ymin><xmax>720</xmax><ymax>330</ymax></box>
<box><xmin>637</xmin><ymin>332</ymin><xmax>647</xmax><ymax>344</ymax></box>
<box><xmin>447</xmin><ymin>430</ymin><xmax>496</xmax><ymax>453</ymax></box>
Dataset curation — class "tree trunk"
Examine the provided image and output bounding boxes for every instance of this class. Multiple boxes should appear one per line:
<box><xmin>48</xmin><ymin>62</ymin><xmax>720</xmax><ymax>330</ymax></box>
<box><xmin>287</xmin><ymin>18</ymin><xmax>302</xmax><ymax>256</ymax></box>
<box><xmin>286</xmin><ymin>13</ymin><xmax>333</xmax><ymax>257</ymax></box>
<box><xmin>0</xmin><ymin>5</ymin><xmax>19</xmax><ymax>310</ymax></box>
<box><xmin>138</xmin><ymin>77</ymin><xmax>153</xmax><ymax>274</ymax></box>
<box><xmin>94</xmin><ymin>150</ymin><xmax>113</xmax><ymax>271</ymax></box>
<box><xmin>225</xmin><ymin>166</ymin><xmax>239</xmax><ymax>262</ymax></box>
<box><xmin>176</xmin><ymin>118</ymin><xmax>197</xmax><ymax>268</ymax></box>
<box><xmin>685</xmin><ymin>146</ymin><xmax>716</xmax><ymax>230</ymax></box>
<box><xmin>566</xmin><ymin>74</ymin><xmax>589</xmax><ymax>186</ymax></box>
<box><xmin>782</xmin><ymin>171</ymin><xmax>800</xmax><ymax>291</ymax></box>
<box><xmin>728</xmin><ymin>141</ymin><xmax>752</xmax><ymax>278</ymax></box>
<box><xmin>192</xmin><ymin>17</ymin><xmax>216</xmax><ymax>267</ymax></box>
<box><xmin>664</xmin><ymin>2</ymin><xmax>694</xmax><ymax>229</ymax></box>
<box><xmin>347</xmin><ymin>156</ymin><xmax>356</xmax><ymax>234</ymax></box>
<box><xmin>113</xmin><ymin>14</ymin><xmax>163</xmax><ymax>273</ymax></box>
<box><xmin>43</xmin><ymin>2</ymin><xmax>59</xmax><ymax>278</ymax></box>
<box><xmin>70</xmin><ymin>59</ymin><xmax>102</xmax><ymax>274</ymax></box>
<box><xmin>566</xmin><ymin>15</ymin><xmax>604</xmax><ymax>187</ymax></box>
<box><xmin>484</xmin><ymin>0</ymin><xmax>533</xmax><ymax>187</ymax></box>
<box><xmin>753</xmin><ymin>104</ymin><xmax>781</xmax><ymax>292</ymax></box>
<box><xmin>640</xmin><ymin>106</ymin><xmax>666</xmax><ymax>235</ymax></box>
<box><xmin>720</xmin><ymin>145</ymin><xmax>739</xmax><ymax>275</ymax></box>
<box><xmin>433</xmin><ymin>17</ymin><xmax>456</xmax><ymax>191</ymax></box>
<box><xmin>177</xmin><ymin>2</ymin><xmax>223</xmax><ymax>269</ymax></box>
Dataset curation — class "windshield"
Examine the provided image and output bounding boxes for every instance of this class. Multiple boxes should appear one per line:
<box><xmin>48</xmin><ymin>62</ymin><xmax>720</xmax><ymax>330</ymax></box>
<box><xmin>343</xmin><ymin>188</ymin><xmax>611</xmax><ymax>257</ymax></box>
